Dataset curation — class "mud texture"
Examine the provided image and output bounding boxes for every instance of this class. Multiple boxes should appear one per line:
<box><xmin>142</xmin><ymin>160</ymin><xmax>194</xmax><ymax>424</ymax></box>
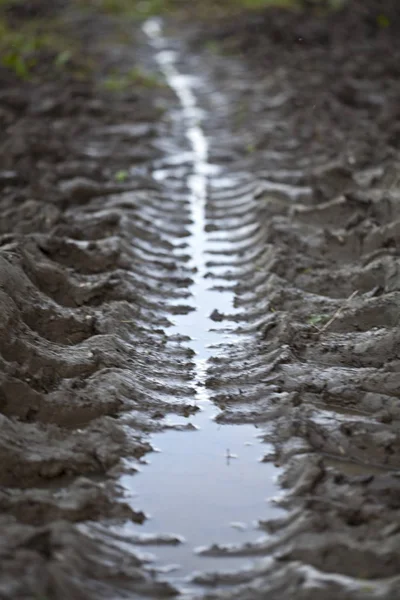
<box><xmin>0</xmin><ymin>3</ymin><xmax>197</xmax><ymax>598</ymax></box>
<box><xmin>193</xmin><ymin>1</ymin><xmax>400</xmax><ymax>597</ymax></box>
<box><xmin>2</xmin><ymin>0</ymin><xmax>400</xmax><ymax>598</ymax></box>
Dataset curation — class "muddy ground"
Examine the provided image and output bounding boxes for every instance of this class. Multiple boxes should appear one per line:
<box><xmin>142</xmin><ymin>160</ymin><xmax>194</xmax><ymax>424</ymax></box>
<box><xmin>1</xmin><ymin>0</ymin><xmax>400</xmax><ymax>598</ymax></box>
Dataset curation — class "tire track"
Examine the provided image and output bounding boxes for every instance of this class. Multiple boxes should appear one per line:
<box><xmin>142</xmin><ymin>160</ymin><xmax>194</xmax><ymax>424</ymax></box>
<box><xmin>0</xmin><ymin>19</ymin><xmax>199</xmax><ymax>597</ymax></box>
<box><xmin>2</xmin><ymin>4</ymin><xmax>400</xmax><ymax>598</ymax></box>
<box><xmin>187</xmin><ymin>21</ymin><xmax>400</xmax><ymax>598</ymax></box>
<box><xmin>104</xmin><ymin>20</ymin><xmax>284</xmax><ymax>592</ymax></box>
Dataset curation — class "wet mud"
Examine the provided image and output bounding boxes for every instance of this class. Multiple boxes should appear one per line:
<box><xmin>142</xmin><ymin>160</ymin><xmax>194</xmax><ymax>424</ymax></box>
<box><xmin>2</xmin><ymin>0</ymin><xmax>400</xmax><ymax>598</ymax></box>
<box><xmin>0</xmin><ymin>6</ymin><xmax>196</xmax><ymax>598</ymax></box>
<box><xmin>191</xmin><ymin>1</ymin><xmax>400</xmax><ymax>597</ymax></box>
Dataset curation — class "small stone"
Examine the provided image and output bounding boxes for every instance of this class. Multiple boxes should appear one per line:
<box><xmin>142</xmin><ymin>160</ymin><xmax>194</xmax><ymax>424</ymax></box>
<box><xmin>210</xmin><ymin>309</ymin><xmax>224</xmax><ymax>322</ymax></box>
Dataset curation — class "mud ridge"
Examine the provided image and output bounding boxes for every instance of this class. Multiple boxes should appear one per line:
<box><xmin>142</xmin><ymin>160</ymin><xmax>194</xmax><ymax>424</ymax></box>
<box><xmin>181</xmin><ymin>6</ymin><xmax>400</xmax><ymax>596</ymax></box>
<box><xmin>0</xmin><ymin>8</ymin><xmax>200</xmax><ymax>597</ymax></box>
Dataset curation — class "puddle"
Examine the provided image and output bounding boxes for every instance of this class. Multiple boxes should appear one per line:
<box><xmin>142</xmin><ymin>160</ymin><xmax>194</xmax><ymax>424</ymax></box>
<box><xmin>116</xmin><ymin>18</ymin><xmax>282</xmax><ymax>585</ymax></box>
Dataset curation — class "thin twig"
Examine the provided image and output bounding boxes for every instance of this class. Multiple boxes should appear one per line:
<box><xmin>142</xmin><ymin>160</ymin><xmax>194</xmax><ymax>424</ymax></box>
<box><xmin>315</xmin><ymin>290</ymin><xmax>358</xmax><ymax>335</ymax></box>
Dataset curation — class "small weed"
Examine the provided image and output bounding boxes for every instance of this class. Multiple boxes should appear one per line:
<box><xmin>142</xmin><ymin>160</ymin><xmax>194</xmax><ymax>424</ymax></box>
<box><xmin>114</xmin><ymin>169</ymin><xmax>129</xmax><ymax>182</ymax></box>
<box><xmin>377</xmin><ymin>14</ymin><xmax>390</xmax><ymax>28</ymax></box>
<box><xmin>102</xmin><ymin>67</ymin><xmax>164</xmax><ymax>93</ymax></box>
<box><xmin>307</xmin><ymin>314</ymin><xmax>329</xmax><ymax>326</ymax></box>
<box><xmin>101</xmin><ymin>75</ymin><xmax>127</xmax><ymax>92</ymax></box>
<box><xmin>79</xmin><ymin>0</ymin><xmax>173</xmax><ymax>19</ymax></box>
<box><xmin>246</xmin><ymin>143</ymin><xmax>256</xmax><ymax>154</ymax></box>
<box><xmin>54</xmin><ymin>49</ymin><xmax>72</xmax><ymax>68</ymax></box>
<box><xmin>0</xmin><ymin>8</ymin><xmax>86</xmax><ymax>80</ymax></box>
<box><xmin>205</xmin><ymin>40</ymin><xmax>221</xmax><ymax>54</ymax></box>
<box><xmin>2</xmin><ymin>51</ymin><xmax>30</xmax><ymax>77</ymax></box>
<box><xmin>0</xmin><ymin>19</ymin><xmax>50</xmax><ymax>78</ymax></box>
<box><xmin>127</xmin><ymin>66</ymin><xmax>164</xmax><ymax>88</ymax></box>
<box><xmin>77</xmin><ymin>0</ymin><xmax>337</xmax><ymax>22</ymax></box>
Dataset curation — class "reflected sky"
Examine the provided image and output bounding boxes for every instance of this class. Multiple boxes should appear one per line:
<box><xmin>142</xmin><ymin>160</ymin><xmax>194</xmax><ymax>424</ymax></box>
<box><xmin>118</xmin><ymin>18</ymin><xmax>283</xmax><ymax>583</ymax></box>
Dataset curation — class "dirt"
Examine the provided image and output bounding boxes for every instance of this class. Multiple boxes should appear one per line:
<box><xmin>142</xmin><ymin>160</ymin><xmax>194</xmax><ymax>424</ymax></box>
<box><xmin>2</xmin><ymin>0</ymin><xmax>400</xmax><ymax>598</ymax></box>
<box><xmin>193</xmin><ymin>1</ymin><xmax>400</xmax><ymax>597</ymax></box>
<box><xmin>0</xmin><ymin>3</ymin><xmax>197</xmax><ymax>598</ymax></box>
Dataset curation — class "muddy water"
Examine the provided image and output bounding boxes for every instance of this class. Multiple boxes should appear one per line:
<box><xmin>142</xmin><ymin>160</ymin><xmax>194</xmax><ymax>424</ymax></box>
<box><xmin>115</xmin><ymin>19</ymin><xmax>282</xmax><ymax>586</ymax></box>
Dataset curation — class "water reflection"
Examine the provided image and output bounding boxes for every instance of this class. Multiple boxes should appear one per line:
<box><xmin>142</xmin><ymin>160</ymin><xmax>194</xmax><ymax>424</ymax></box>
<box><xmin>117</xmin><ymin>17</ymin><xmax>282</xmax><ymax>582</ymax></box>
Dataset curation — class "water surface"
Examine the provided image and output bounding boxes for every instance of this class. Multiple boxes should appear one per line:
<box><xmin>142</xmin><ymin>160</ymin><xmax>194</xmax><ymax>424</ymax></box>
<box><xmin>118</xmin><ymin>18</ymin><xmax>282</xmax><ymax>584</ymax></box>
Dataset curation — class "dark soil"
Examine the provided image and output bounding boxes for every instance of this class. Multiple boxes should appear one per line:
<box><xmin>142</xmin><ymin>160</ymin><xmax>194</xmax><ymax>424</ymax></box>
<box><xmin>0</xmin><ymin>2</ymin><xmax>196</xmax><ymax>598</ymax></box>
<box><xmin>192</xmin><ymin>1</ymin><xmax>400</xmax><ymax>597</ymax></box>
<box><xmin>2</xmin><ymin>0</ymin><xmax>400</xmax><ymax>598</ymax></box>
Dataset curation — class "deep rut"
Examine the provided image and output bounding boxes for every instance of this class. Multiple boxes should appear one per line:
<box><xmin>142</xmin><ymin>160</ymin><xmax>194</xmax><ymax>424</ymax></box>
<box><xmin>3</xmin><ymin>3</ymin><xmax>400</xmax><ymax>599</ymax></box>
<box><xmin>113</xmin><ymin>18</ymin><xmax>283</xmax><ymax>588</ymax></box>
